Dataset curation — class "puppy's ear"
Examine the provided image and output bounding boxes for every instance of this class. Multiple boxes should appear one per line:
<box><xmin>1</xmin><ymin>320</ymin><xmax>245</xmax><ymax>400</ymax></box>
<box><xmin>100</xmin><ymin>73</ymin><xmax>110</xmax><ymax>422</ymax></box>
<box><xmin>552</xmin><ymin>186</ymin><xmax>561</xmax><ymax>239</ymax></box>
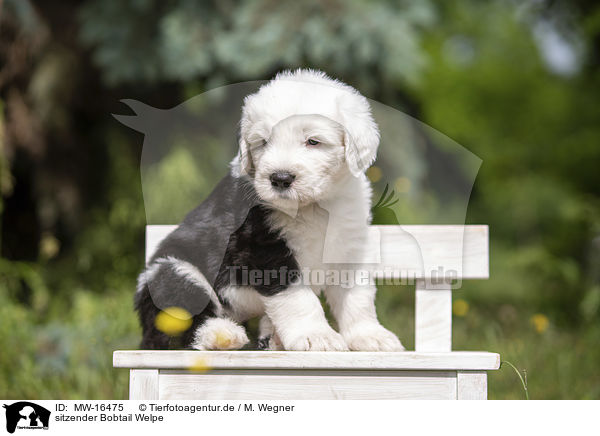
<box><xmin>337</xmin><ymin>93</ymin><xmax>380</xmax><ymax>176</ymax></box>
<box><xmin>232</xmin><ymin>95</ymin><xmax>272</xmax><ymax>177</ymax></box>
<box><xmin>232</xmin><ymin>136</ymin><xmax>253</xmax><ymax>177</ymax></box>
<box><xmin>232</xmin><ymin>108</ymin><xmax>257</xmax><ymax>177</ymax></box>
<box><xmin>234</xmin><ymin>120</ymin><xmax>271</xmax><ymax>177</ymax></box>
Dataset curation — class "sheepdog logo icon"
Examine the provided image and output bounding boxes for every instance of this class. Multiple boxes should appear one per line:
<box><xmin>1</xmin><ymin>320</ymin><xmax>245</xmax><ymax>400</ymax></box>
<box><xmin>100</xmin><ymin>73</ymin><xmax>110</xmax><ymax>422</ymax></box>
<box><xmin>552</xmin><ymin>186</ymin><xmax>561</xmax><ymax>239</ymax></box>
<box><xmin>2</xmin><ymin>402</ymin><xmax>50</xmax><ymax>434</ymax></box>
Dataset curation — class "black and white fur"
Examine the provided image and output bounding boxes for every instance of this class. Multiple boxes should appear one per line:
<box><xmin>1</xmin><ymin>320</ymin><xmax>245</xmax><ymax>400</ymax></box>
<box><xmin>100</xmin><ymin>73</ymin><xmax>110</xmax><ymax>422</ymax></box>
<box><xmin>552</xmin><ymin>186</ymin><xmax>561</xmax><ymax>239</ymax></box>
<box><xmin>135</xmin><ymin>69</ymin><xmax>404</xmax><ymax>351</ymax></box>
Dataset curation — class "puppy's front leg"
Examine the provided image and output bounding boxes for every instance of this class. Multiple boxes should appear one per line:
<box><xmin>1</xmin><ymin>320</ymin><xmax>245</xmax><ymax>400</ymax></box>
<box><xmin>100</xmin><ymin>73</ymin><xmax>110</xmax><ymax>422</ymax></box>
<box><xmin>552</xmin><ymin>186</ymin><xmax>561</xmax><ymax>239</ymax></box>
<box><xmin>257</xmin><ymin>315</ymin><xmax>283</xmax><ymax>350</ymax></box>
<box><xmin>261</xmin><ymin>286</ymin><xmax>348</xmax><ymax>351</ymax></box>
<box><xmin>325</xmin><ymin>284</ymin><xmax>405</xmax><ymax>351</ymax></box>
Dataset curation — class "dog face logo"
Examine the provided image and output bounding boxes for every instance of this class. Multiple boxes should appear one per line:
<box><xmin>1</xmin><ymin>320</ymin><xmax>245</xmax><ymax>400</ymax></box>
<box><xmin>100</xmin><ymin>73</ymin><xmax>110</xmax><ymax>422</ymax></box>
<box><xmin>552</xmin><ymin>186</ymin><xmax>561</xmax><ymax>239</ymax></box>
<box><xmin>114</xmin><ymin>69</ymin><xmax>483</xmax><ymax>303</ymax></box>
<box><xmin>3</xmin><ymin>402</ymin><xmax>50</xmax><ymax>433</ymax></box>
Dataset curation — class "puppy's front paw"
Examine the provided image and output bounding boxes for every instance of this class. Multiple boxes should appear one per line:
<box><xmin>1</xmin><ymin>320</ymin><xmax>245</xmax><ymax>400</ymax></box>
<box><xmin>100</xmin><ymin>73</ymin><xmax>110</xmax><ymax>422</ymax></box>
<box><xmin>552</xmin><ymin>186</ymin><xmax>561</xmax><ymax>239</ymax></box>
<box><xmin>283</xmin><ymin>327</ymin><xmax>348</xmax><ymax>351</ymax></box>
<box><xmin>192</xmin><ymin>318</ymin><xmax>249</xmax><ymax>350</ymax></box>
<box><xmin>343</xmin><ymin>324</ymin><xmax>405</xmax><ymax>351</ymax></box>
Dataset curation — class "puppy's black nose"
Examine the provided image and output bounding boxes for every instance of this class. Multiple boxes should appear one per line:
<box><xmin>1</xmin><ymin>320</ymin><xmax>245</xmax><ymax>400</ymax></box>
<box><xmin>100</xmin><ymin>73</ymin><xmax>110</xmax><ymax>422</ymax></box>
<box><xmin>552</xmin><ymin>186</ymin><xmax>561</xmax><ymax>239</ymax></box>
<box><xmin>270</xmin><ymin>172</ymin><xmax>296</xmax><ymax>189</ymax></box>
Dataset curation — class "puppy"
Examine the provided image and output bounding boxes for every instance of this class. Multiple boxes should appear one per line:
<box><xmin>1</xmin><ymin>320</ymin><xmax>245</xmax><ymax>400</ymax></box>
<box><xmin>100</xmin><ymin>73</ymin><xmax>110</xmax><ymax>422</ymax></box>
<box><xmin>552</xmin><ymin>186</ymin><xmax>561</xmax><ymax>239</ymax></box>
<box><xmin>135</xmin><ymin>69</ymin><xmax>404</xmax><ymax>352</ymax></box>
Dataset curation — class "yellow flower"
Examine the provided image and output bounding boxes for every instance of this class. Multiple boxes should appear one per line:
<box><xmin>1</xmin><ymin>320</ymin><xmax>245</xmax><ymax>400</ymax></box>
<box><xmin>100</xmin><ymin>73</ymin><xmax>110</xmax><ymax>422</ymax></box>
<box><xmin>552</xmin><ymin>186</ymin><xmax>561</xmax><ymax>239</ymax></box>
<box><xmin>39</xmin><ymin>233</ymin><xmax>60</xmax><ymax>260</ymax></box>
<box><xmin>189</xmin><ymin>357</ymin><xmax>211</xmax><ymax>373</ymax></box>
<box><xmin>154</xmin><ymin>307</ymin><xmax>193</xmax><ymax>336</ymax></box>
<box><xmin>530</xmin><ymin>314</ymin><xmax>549</xmax><ymax>333</ymax></box>
<box><xmin>394</xmin><ymin>177</ymin><xmax>411</xmax><ymax>193</ymax></box>
<box><xmin>366</xmin><ymin>166</ymin><xmax>382</xmax><ymax>183</ymax></box>
<box><xmin>453</xmin><ymin>299</ymin><xmax>469</xmax><ymax>317</ymax></box>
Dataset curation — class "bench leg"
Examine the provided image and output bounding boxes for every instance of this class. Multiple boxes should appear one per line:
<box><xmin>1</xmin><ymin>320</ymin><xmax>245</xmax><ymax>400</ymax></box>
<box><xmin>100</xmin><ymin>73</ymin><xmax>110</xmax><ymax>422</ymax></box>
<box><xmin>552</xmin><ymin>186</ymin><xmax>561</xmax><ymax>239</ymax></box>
<box><xmin>130</xmin><ymin>369</ymin><xmax>159</xmax><ymax>400</ymax></box>
<box><xmin>415</xmin><ymin>280</ymin><xmax>452</xmax><ymax>352</ymax></box>
<box><xmin>457</xmin><ymin>371</ymin><xmax>487</xmax><ymax>399</ymax></box>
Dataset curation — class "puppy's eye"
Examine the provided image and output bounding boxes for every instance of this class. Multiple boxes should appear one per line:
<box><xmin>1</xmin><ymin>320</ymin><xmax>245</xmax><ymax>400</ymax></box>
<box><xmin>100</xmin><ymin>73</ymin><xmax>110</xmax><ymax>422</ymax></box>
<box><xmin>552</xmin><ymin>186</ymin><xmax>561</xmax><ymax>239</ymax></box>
<box><xmin>307</xmin><ymin>139</ymin><xmax>320</xmax><ymax>146</ymax></box>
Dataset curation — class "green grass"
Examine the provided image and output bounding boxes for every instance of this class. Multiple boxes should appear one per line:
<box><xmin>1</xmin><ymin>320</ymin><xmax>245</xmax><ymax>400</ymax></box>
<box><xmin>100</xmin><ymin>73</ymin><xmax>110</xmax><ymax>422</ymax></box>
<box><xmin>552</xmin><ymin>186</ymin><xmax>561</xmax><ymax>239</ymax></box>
<box><xmin>0</xmin><ymin>288</ymin><xmax>139</xmax><ymax>399</ymax></box>
<box><xmin>376</xmin><ymin>284</ymin><xmax>600</xmax><ymax>400</ymax></box>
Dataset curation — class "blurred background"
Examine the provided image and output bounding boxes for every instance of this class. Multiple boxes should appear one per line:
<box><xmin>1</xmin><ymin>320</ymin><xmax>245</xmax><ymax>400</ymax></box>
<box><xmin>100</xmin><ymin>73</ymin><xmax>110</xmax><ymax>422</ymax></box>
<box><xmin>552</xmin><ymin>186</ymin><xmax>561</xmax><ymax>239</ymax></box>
<box><xmin>1</xmin><ymin>0</ymin><xmax>599</xmax><ymax>399</ymax></box>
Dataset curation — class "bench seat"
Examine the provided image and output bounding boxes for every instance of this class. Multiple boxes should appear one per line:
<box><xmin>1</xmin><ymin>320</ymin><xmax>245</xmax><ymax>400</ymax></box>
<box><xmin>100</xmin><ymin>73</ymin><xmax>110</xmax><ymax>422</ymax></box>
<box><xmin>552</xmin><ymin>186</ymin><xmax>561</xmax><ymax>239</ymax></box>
<box><xmin>114</xmin><ymin>350</ymin><xmax>500</xmax><ymax>371</ymax></box>
<box><xmin>114</xmin><ymin>350</ymin><xmax>499</xmax><ymax>400</ymax></box>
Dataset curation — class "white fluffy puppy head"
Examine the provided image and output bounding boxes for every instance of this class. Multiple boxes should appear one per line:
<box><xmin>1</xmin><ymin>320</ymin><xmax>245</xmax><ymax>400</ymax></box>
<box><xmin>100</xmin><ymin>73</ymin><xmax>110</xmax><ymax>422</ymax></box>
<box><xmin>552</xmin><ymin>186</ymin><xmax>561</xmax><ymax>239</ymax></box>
<box><xmin>232</xmin><ymin>69</ymin><xmax>379</xmax><ymax>208</ymax></box>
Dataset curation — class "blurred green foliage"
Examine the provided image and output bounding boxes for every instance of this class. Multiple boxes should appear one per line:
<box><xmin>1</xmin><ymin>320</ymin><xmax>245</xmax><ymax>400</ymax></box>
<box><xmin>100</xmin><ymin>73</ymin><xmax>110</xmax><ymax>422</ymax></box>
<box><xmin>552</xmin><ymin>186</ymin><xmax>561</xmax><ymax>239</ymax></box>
<box><xmin>78</xmin><ymin>0</ymin><xmax>433</xmax><ymax>88</ymax></box>
<box><xmin>1</xmin><ymin>0</ymin><xmax>599</xmax><ymax>399</ymax></box>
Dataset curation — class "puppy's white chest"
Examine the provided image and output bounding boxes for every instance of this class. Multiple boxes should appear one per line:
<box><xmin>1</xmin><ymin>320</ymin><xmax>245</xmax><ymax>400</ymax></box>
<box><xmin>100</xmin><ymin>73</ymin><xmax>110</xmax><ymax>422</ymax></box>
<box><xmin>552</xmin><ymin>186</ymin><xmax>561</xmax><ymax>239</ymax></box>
<box><xmin>281</xmin><ymin>205</ymin><xmax>330</xmax><ymax>273</ymax></box>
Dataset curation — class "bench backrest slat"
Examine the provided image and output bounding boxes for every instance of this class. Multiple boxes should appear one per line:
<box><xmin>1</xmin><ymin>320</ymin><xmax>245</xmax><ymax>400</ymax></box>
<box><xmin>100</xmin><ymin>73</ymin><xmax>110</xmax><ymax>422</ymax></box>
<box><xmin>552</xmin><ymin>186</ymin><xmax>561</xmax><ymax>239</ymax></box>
<box><xmin>145</xmin><ymin>225</ymin><xmax>489</xmax><ymax>280</ymax></box>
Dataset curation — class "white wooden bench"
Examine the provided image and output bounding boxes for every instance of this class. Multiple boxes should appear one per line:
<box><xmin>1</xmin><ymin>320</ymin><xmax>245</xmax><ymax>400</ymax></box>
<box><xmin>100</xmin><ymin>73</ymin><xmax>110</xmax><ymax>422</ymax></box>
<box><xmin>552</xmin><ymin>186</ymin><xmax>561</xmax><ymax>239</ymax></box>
<box><xmin>114</xmin><ymin>224</ymin><xmax>499</xmax><ymax>400</ymax></box>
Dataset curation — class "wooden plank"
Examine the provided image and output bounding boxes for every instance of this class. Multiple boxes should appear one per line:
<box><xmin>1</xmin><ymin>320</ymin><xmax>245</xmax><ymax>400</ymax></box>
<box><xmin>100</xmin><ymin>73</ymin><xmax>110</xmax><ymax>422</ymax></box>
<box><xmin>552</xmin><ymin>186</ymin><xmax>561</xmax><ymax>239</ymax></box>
<box><xmin>369</xmin><ymin>225</ymin><xmax>488</xmax><ymax>280</ymax></box>
<box><xmin>158</xmin><ymin>370</ymin><xmax>457</xmax><ymax>400</ymax></box>
<box><xmin>129</xmin><ymin>369</ymin><xmax>159</xmax><ymax>400</ymax></box>
<box><xmin>457</xmin><ymin>371</ymin><xmax>488</xmax><ymax>400</ymax></box>
<box><xmin>415</xmin><ymin>280</ymin><xmax>452</xmax><ymax>352</ymax></box>
<box><xmin>114</xmin><ymin>350</ymin><xmax>500</xmax><ymax>371</ymax></box>
<box><xmin>145</xmin><ymin>224</ymin><xmax>489</xmax><ymax>279</ymax></box>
